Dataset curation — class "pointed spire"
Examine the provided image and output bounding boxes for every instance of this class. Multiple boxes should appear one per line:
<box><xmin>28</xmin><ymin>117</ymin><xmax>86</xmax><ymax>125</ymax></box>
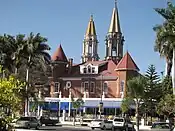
<box><xmin>85</xmin><ymin>14</ymin><xmax>96</xmax><ymax>36</ymax></box>
<box><xmin>108</xmin><ymin>0</ymin><xmax>121</xmax><ymax>33</ymax></box>
<box><xmin>52</xmin><ymin>44</ymin><xmax>68</xmax><ymax>62</ymax></box>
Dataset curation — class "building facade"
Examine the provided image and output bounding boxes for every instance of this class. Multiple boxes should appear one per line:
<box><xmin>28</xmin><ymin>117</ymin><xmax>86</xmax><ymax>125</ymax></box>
<box><xmin>42</xmin><ymin>2</ymin><xmax>139</xmax><ymax>117</ymax></box>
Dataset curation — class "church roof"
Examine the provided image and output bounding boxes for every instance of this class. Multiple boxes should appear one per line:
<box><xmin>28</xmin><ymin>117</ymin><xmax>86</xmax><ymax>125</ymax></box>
<box><xmin>115</xmin><ymin>52</ymin><xmax>139</xmax><ymax>71</ymax></box>
<box><xmin>85</xmin><ymin>15</ymin><xmax>96</xmax><ymax>36</ymax></box>
<box><xmin>51</xmin><ymin>44</ymin><xmax>68</xmax><ymax>62</ymax></box>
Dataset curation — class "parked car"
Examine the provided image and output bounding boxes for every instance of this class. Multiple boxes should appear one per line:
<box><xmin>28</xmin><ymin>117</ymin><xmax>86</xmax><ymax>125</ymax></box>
<box><xmin>14</xmin><ymin>116</ymin><xmax>40</xmax><ymax>129</ymax></box>
<box><xmin>40</xmin><ymin>116</ymin><xmax>59</xmax><ymax>126</ymax></box>
<box><xmin>100</xmin><ymin>120</ymin><xmax>113</xmax><ymax>130</ymax></box>
<box><xmin>151</xmin><ymin>122</ymin><xmax>173</xmax><ymax>131</ymax></box>
<box><xmin>89</xmin><ymin>119</ymin><xmax>103</xmax><ymax>130</ymax></box>
<box><xmin>112</xmin><ymin>117</ymin><xmax>135</xmax><ymax>131</ymax></box>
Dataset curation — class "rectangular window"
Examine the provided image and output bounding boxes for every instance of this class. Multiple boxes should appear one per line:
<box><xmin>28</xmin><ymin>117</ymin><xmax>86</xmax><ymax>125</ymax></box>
<box><xmin>54</xmin><ymin>82</ymin><xmax>60</xmax><ymax>92</ymax></box>
<box><xmin>120</xmin><ymin>80</ymin><xmax>125</xmax><ymax>92</ymax></box>
<box><xmin>84</xmin><ymin>82</ymin><xmax>89</xmax><ymax>92</ymax></box>
<box><xmin>90</xmin><ymin>82</ymin><xmax>95</xmax><ymax>93</ymax></box>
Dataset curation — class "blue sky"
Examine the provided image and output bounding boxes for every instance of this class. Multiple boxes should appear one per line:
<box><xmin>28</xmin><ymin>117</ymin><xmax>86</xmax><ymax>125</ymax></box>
<box><xmin>0</xmin><ymin>0</ymin><xmax>173</xmax><ymax>74</ymax></box>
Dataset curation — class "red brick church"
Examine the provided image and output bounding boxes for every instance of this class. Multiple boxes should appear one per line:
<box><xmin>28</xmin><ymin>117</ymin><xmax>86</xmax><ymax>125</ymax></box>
<box><xmin>44</xmin><ymin>2</ymin><xmax>139</xmax><ymax>115</ymax></box>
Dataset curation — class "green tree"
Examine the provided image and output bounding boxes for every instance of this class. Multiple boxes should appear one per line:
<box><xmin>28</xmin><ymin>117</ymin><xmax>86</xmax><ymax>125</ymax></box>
<box><xmin>121</xmin><ymin>97</ymin><xmax>133</xmax><ymax>115</ymax></box>
<box><xmin>161</xmin><ymin>76</ymin><xmax>173</xmax><ymax>96</ymax></box>
<box><xmin>154</xmin><ymin>2</ymin><xmax>175</xmax><ymax>94</ymax></box>
<box><xmin>71</xmin><ymin>97</ymin><xmax>84</xmax><ymax>126</ymax></box>
<box><xmin>144</xmin><ymin>65</ymin><xmax>161</xmax><ymax>123</ymax></box>
<box><xmin>157</xmin><ymin>94</ymin><xmax>175</xmax><ymax>131</ymax></box>
<box><xmin>17</xmin><ymin>33</ymin><xmax>50</xmax><ymax>116</ymax></box>
<box><xmin>0</xmin><ymin>66</ymin><xmax>25</xmax><ymax>129</ymax></box>
<box><xmin>126</xmin><ymin>75</ymin><xmax>146</xmax><ymax>131</ymax></box>
<box><xmin>153</xmin><ymin>22</ymin><xmax>173</xmax><ymax>76</ymax></box>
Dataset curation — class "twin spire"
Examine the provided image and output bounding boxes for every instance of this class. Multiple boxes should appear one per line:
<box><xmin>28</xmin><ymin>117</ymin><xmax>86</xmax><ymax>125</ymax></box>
<box><xmin>85</xmin><ymin>0</ymin><xmax>121</xmax><ymax>35</ymax></box>
<box><xmin>85</xmin><ymin>15</ymin><xmax>96</xmax><ymax>36</ymax></box>
<box><xmin>108</xmin><ymin>2</ymin><xmax>121</xmax><ymax>33</ymax></box>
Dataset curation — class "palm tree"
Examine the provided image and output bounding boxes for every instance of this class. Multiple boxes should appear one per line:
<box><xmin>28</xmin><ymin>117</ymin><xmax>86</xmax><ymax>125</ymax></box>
<box><xmin>0</xmin><ymin>34</ymin><xmax>14</xmax><ymax>72</ymax></box>
<box><xmin>153</xmin><ymin>22</ymin><xmax>173</xmax><ymax>76</ymax></box>
<box><xmin>127</xmin><ymin>75</ymin><xmax>146</xmax><ymax>131</ymax></box>
<box><xmin>154</xmin><ymin>2</ymin><xmax>175</xmax><ymax>94</ymax></box>
<box><xmin>21</xmin><ymin>32</ymin><xmax>50</xmax><ymax>116</ymax></box>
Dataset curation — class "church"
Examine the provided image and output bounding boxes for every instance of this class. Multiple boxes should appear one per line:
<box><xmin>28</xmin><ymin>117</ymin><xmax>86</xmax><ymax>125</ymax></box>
<box><xmin>43</xmin><ymin>2</ymin><xmax>139</xmax><ymax>116</ymax></box>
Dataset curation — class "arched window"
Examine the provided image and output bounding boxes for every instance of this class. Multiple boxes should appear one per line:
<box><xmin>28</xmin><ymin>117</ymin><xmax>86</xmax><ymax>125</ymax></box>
<box><xmin>88</xmin><ymin>65</ymin><xmax>91</xmax><ymax>73</ymax></box>
<box><xmin>90</xmin><ymin>82</ymin><xmax>95</xmax><ymax>93</ymax></box>
<box><xmin>84</xmin><ymin>82</ymin><xmax>89</xmax><ymax>92</ymax></box>
<box><xmin>83</xmin><ymin>67</ymin><xmax>87</xmax><ymax>74</ymax></box>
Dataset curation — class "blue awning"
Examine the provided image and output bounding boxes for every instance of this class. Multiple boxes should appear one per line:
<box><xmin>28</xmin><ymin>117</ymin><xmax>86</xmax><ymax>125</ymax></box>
<box><xmin>42</xmin><ymin>102</ymin><xmax>59</xmax><ymax>111</ymax></box>
<box><xmin>60</xmin><ymin>102</ymin><xmax>69</xmax><ymax>110</ymax></box>
<box><xmin>83</xmin><ymin>100</ymin><xmax>122</xmax><ymax>108</ymax></box>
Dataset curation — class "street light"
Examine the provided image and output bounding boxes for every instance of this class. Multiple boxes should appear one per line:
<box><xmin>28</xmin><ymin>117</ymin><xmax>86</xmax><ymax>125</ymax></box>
<box><xmin>99</xmin><ymin>72</ymin><xmax>111</xmax><ymax>118</ymax></box>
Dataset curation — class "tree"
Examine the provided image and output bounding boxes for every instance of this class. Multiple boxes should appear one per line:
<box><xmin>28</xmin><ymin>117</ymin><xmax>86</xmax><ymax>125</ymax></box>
<box><xmin>144</xmin><ymin>65</ymin><xmax>161</xmax><ymax>123</ymax></box>
<box><xmin>71</xmin><ymin>97</ymin><xmax>84</xmax><ymax>126</ymax></box>
<box><xmin>157</xmin><ymin>94</ymin><xmax>175</xmax><ymax>131</ymax></box>
<box><xmin>0</xmin><ymin>66</ymin><xmax>25</xmax><ymax>129</ymax></box>
<box><xmin>154</xmin><ymin>2</ymin><xmax>175</xmax><ymax>94</ymax></box>
<box><xmin>153</xmin><ymin>22</ymin><xmax>173</xmax><ymax>76</ymax></box>
<box><xmin>161</xmin><ymin>76</ymin><xmax>173</xmax><ymax>96</ymax></box>
<box><xmin>126</xmin><ymin>75</ymin><xmax>146</xmax><ymax>131</ymax></box>
<box><xmin>121</xmin><ymin>97</ymin><xmax>134</xmax><ymax>115</ymax></box>
<box><xmin>19</xmin><ymin>32</ymin><xmax>50</xmax><ymax>116</ymax></box>
<box><xmin>0</xmin><ymin>33</ymin><xmax>51</xmax><ymax>116</ymax></box>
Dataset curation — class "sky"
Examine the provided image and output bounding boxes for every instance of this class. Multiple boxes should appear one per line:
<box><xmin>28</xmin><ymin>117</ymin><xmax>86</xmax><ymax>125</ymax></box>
<box><xmin>0</xmin><ymin>0</ymin><xmax>174</xmax><ymax>75</ymax></box>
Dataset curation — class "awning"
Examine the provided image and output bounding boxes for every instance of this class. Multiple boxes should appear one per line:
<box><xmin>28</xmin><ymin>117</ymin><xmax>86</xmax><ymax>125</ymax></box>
<box><xmin>83</xmin><ymin>100</ymin><xmax>122</xmax><ymax>108</ymax></box>
<box><xmin>60</xmin><ymin>102</ymin><xmax>69</xmax><ymax>110</ymax></box>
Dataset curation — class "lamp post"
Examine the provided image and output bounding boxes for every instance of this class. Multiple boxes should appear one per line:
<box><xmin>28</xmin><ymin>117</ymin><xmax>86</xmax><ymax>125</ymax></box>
<box><xmin>99</xmin><ymin>74</ymin><xmax>104</xmax><ymax>119</ymax></box>
<box><xmin>99</xmin><ymin>72</ymin><xmax>111</xmax><ymax>119</ymax></box>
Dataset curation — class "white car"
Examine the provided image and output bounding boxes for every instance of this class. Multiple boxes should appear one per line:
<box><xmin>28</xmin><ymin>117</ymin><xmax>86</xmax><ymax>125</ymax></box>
<box><xmin>112</xmin><ymin>117</ymin><xmax>135</xmax><ymax>131</ymax></box>
<box><xmin>100</xmin><ymin>120</ymin><xmax>113</xmax><ymax>130</ymax></box>
<box><xmin>14</xmin><ymin>116</ymin><xmax>40</xmax><ymax>129</ymax></box>
<box><xmin>89</xmin><ymin>119</ymin><xmax>103</xmax><ymax>130</ymax></box>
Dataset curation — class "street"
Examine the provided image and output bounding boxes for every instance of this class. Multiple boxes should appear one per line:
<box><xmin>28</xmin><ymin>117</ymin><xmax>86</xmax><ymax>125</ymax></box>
<box><xmin>15</xmin><ymin>125</ymin><xmax>150</xmax><ymax>131</ymax></box>
<box><xmin>15</xmin><ymin>125</ymin><xmax>99</xmax><ymax>131</ymax></box>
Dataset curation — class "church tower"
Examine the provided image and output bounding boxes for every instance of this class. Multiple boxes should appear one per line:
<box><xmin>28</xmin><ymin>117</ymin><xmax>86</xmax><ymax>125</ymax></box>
<box><xmin>105</xmin><ymin>1</ymin><xmax>124</xmax><ymax>62</ymax></box>
<box><xmin>82</xmin><ymin>15</ymin><xmax>99</xmax><ymax>63</ymax></box>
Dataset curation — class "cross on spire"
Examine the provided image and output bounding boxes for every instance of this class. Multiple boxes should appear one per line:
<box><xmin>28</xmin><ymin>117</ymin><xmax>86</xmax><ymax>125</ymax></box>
<box><xmin>115</xmin><ymin>0</ymin><xmax>117</xmax><ymax>8</ymax></box>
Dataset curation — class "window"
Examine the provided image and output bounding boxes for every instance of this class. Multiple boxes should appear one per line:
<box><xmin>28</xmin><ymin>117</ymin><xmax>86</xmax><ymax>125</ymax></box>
<box><xmin>54</xmin><ymin>82</ymin><xmax>60</xmax><ymax>92</ymax></box>
<box><xmin>103</xmin><ymin>82</ymin><xmax>108</xmax><ymax>93</ymax></box>
<box><xmin>92</xmin><ymin>67</ymin><xmax>95</xmax><ymax>73</ymax></box>
<box><xmin>88</xmin><ymin>66</ymin><xmax>91</xmax><ymax>73</ymax></box>
<box><xmin>83</xmin><ymin>67</ymin><xmax>87</xmax><ymax>74</ymax></box>
<box><xmin>89</xmin><ymin>45</ymin><xmax>92</xmax><ymax>54</ymax></box>
<box><xmin>81</xmin><ymin>82</ymin><xmax>84</xmax><ymax>93</ymax></box>
<box><xmin>84</xmin><ymin>82</ymin><xmax>89</xmax><ymax>92</ymax></box>
<box><xmin>120</xmin><ymin>80</ymin><xmax>125</xmax><ymax>92</ymax></box>
<box><xmin>90</xmin><ymin>82</ymin><xmax>95</xmax><ymax>93</ymax></box>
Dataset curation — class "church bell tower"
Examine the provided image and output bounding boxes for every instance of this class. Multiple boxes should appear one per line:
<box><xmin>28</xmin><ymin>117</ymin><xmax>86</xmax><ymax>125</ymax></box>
<box><xmin>105</xmin><ymin>0</ymin><xmax>124</xmax><ymax>62</ymax></box>
<box><xmin>82</xmin><ymin>15</ymin><xmax>99</xmax><ymax>63</ymax></box>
